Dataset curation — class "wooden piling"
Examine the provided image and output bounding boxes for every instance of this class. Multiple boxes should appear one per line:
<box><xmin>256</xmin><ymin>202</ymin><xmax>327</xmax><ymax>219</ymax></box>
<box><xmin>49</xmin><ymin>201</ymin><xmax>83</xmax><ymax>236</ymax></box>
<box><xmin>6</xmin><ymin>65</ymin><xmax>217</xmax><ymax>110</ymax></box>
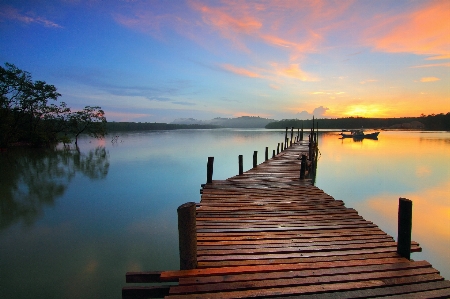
<box><xmin>265</xmin><ymin>147</ymin><xmax>268</xmax><ymax>161</ymax></box>
<box><xmin>284</xmin><ymin>127</ymin><xmax>288</xmax><ymax>149</ymax></box>
<box><xmin>238</xmin><ymin>155</ymin><xmax>243</xmax><ymax>175</ymax></box>
<box><xmin>300</xmin><ymin>154</ymin><xmax>307</xmax><ymax>179</ymax></box>
<box><xmin>253</xmin><ymin>151</ymin><xmax>257</xmax><ymax>168</ymax></box>
<box><xmin>177</xmin><ymin>202</ymin><xmax>197</xmax><ymax>270</ymax></box>
<box><xmin>290</xmin><ymin>127</ymin><xmax>294</xmax><ymax>146</ymax></box>
<box><xmin>397</xmin><ymin>197</ymin><xmax>413</xmax><ymax>260</ymax></box>
<box><xmin>272</xmin><ymin>149</ymin><xmax>275</xmax><ymax>158</ymax></box>
<box><xmin>206</xmin><ymin>157</ymin><xmax>214</xmax><ymax>184</ymax></box>
<box><xmin>277</xmin><ymin>143</ymin><xmax>280</xmax><ymax>154</ymax></box>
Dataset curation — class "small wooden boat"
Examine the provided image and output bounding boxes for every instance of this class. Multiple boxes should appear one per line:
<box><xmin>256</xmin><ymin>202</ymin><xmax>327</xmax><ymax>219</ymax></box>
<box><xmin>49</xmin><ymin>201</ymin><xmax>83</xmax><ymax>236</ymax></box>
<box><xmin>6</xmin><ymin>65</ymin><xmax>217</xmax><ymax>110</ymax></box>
<box><xmin>340</xmin><ymin>129</ymin><xmax>379</xmax><ymax>139</ymax></box>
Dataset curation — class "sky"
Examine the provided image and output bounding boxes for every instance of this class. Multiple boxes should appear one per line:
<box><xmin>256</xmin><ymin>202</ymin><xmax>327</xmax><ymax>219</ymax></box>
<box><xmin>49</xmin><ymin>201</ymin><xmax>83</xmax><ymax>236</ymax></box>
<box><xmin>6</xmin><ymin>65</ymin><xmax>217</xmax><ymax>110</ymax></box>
<box><xmin>0</xmin><ymin>0</ymin><xmax>449</xmax><ymax>122</ymax></box>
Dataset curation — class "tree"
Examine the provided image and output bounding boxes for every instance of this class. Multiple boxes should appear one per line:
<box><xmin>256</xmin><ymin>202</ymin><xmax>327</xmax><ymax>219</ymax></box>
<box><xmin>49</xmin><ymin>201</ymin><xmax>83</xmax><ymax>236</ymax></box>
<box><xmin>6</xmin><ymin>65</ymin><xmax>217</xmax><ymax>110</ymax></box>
<box><xmin>0</xmin><ymin>63</ymin><xmax>63</xmax><ymax>146</ymax></box>
<box><xmin>0</xmin><ymin>63</ymin><xmax>107</xmax><ymax>147</ymax></box>
<box><xmin>68</xmin><ymin>106</ymin><xmax>107</xmax><ymax>146</ymax></box>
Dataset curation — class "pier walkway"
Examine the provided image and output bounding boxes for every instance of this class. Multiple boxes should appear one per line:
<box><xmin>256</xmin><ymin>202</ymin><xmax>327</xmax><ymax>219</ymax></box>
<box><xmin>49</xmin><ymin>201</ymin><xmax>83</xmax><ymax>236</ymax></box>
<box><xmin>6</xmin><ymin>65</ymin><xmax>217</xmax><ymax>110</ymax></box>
<box><xmin>123</xmin><ymin>140</ymin><xmax>450</xmax><ymax>298</ymax></box>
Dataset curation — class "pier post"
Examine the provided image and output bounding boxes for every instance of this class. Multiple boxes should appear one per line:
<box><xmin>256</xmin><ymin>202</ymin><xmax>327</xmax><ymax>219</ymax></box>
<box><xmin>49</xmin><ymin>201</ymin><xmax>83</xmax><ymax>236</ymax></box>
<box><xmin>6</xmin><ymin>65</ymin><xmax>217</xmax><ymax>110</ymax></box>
<box><xmin>277</xmin><ymin>143</ymin><xmax>280</xmax><ymax>154</ymax></box>
<box><xmin>290</xmin><ymin>127</ymin><xmax>294</xmax><ymax>146</ymax></box>
<box><xmin>397</xmin><ymin>197</ymin><xmax>413</xmax><ymax>260</ymax></box>
<box><xmin>238</xmin><ymin>155</ymin><xmax>243</xmax><ymax>175</ymax></box>
<box><xmin>272</xmin><ymin>149</ymin><xmax>275</xmax><ymax>158</ymax></box>
<box><xmin>281</xmin><ymin>143</ymin><xmax>284</xmax><ymax>151</ymax></box>
<box><xmin>206</xmin><ymin>157</ymin><xmax>214</xmax><ymax>184</ymax></box>
<box><xmin>285</xmin><ymin>127</ymin><xmax>288</xmax><ymax>149</ymax></box>
<box><xmin>177</xmin><ymin>202</ymin><xmax>197</xmax><ymax>270</ymax></box>
<box><xmin>300</xmin><ymin>123</ymin><xmax>304</xmax><ymax>141</ymax></box>
<box><xmin>253</xmin><ymin>151</ymin><xmax>257</xmax><ymax>168</ymax></box>
<box><xmin>300</xmin><ymin>154</ymin><xmax>307</xmax><ymax>179</ymax></box>
<box><xmin>265</xmin><ymin>147</ymin><xmax>268</xmax><ymax>161</ymax></box>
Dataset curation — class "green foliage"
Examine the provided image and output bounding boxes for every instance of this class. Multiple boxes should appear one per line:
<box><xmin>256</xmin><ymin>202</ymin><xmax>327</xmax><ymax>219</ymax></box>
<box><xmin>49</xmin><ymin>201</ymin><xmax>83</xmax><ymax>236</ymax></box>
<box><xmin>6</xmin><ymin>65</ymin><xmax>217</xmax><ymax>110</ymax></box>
<box><xmin>67</xmin><ymin>106</ymin><xmax>107</xmax><ymax>145</ymax></box>
<box><xmin>0</xmin><ymin>63</ymin><xmax>107</xmax><ymax>147</ymax></box>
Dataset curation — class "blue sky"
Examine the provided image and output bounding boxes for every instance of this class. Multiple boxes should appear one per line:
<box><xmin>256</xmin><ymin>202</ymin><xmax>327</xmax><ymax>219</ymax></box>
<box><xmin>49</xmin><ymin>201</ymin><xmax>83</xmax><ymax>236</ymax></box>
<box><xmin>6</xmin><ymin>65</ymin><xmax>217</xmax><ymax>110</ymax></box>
<box><xmin>1</xmin><ymin>0</ymin><xmax>449</xmax><ymax>122</ymax></box>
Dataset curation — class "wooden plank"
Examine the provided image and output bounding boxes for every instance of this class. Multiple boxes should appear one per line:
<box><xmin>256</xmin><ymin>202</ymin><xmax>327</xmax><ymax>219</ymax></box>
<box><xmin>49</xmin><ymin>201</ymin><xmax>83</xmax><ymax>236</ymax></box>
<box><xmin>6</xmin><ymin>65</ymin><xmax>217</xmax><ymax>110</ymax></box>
<box><xmin>160</xmin><ymin>257</ymin><xmax>409</xmax><ymax>281</ymax></box>
<box><xmin>269</xmin><ymin>280</ymin><xmax>450</xmax><ymax>299</ymax></box>
<box><xmin>165</xmin><ymin>274</ymin><xmax>444</xmax><ymax>299</ymax></box>
<box><xmin>179</xmin><ymin>260</ymin><xmax>433</xmax><ymax>285</ymax></box>
<box><xmin>170</xmin><ymin>266</ymin><xmax>439</xmax><ymax>294</ymax></box>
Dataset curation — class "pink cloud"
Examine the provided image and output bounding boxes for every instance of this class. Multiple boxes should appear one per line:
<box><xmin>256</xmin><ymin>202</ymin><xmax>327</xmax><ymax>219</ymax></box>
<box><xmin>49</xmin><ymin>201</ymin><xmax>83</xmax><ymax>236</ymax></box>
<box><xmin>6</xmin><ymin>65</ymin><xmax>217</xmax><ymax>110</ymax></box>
<box><xmin>220</xmin><ymin>64</ymin><xmax>262</xmax><ymax>78</ymax></box>
<box><xmin>0</xmin><ymin>5</ymin><xmax>62</xmax><ymax>28</ymax></box>
<box><xmin>366</xmin><ymin>0</ymin><xmax>450</xmax><ymax>56</ymax></box>
<box><xmin>273</xmin><ymin>63</ymin><xmax>318</xmax><ymax>82</ymax></box>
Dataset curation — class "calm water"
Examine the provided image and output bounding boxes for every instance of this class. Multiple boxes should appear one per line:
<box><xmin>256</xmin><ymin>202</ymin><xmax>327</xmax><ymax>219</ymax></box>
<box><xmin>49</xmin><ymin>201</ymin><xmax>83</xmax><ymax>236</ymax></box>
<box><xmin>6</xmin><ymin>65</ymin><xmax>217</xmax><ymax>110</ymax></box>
<box><xmin>1</xmin><ymin>129</ymin><xmax>449</xmax><ymax>298</ymax></box>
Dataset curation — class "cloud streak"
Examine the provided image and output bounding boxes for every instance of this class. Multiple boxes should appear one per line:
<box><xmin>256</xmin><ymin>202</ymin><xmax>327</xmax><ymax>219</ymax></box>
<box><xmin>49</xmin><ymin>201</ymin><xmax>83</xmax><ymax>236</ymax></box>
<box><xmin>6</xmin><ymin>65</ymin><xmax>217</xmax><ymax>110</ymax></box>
<box><xmin>365</xmin><ymin>0</ymin><xmax>450</xmax><ymax>56</ymax></box>
<box><xmin>0</xmin><ymin>5</ymin><xmax>63</xmax><ymax>28</ymax></box>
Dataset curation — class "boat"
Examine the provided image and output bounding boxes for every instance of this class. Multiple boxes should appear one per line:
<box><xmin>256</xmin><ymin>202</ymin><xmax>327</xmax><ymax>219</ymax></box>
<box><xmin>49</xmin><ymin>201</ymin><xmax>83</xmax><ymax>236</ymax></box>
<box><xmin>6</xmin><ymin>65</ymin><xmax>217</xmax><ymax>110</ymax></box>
<box><xmin>340</xmin><ymin>129</ymin><xmax>380</xmax><ymax>140</ymax></box>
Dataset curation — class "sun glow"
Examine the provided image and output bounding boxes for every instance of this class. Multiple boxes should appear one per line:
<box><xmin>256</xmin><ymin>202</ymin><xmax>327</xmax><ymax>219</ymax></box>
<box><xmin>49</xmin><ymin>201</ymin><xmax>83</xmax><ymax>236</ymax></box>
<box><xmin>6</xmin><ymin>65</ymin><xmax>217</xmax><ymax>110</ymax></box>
<box><xmin>342</xmin><ymin>105</ymin><xmax>389</xmax><ymax>118</ymax></box>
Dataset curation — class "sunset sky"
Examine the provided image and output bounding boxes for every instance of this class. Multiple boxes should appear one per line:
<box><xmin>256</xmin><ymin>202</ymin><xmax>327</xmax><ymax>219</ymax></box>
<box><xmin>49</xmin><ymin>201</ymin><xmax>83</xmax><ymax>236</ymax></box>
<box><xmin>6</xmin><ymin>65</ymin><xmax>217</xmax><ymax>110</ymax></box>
<box><xmin>1</xmin><ymin>0</ymin><xmax>449</xmax><ymax>122</ymax></box>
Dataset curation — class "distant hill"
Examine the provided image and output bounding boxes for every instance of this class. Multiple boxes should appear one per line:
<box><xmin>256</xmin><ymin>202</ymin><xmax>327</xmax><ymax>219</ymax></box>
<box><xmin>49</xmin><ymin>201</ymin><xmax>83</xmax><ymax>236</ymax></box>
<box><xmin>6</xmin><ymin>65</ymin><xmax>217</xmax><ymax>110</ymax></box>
<box><xmin>172</xmin><ymin>116</ymin><xmax>277</xmax><ymax>128</ymax></box>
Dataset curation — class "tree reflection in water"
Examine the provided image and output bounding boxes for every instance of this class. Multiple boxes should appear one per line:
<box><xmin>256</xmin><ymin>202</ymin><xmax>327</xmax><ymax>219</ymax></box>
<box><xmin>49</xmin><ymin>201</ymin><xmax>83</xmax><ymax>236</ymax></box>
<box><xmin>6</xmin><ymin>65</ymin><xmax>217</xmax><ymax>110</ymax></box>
<box><xmin>0</xmin><ymin>147</ymin><xmax>109</xmax><ymax>230</ymax></box>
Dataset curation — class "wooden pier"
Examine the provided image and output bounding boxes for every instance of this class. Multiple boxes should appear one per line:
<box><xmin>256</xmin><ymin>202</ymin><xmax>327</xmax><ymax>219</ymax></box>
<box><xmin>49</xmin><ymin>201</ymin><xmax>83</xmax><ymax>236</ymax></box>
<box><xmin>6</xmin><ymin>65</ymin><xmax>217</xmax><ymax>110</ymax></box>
<box><xmin>123</xmin><ymin>137</ymin><xmax>450</xmax><ymax>298</ymax></box>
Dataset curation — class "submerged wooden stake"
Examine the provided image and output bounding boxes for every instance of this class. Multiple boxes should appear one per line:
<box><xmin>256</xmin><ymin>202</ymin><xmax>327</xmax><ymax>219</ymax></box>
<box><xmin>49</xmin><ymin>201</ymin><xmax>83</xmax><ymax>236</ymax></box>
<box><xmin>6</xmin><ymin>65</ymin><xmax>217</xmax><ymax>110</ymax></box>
<box><xmin>206</xmin><ymin>157</ymin><xmax>214</xmax><ymax>183</ymax></box>
<box><xmin>238</xmin><ymin>155</ymin><xmax>243</xmax><ymax>175</ymax></box>
<box><xmin>397</xmin><ymin>197</ymin><xmax>412</xmax><ymax>260</ymax></box>
<box><xmin>177</xmin><ymin>202</ymin><xmax>197</xmax><ymax>270</ymax></box>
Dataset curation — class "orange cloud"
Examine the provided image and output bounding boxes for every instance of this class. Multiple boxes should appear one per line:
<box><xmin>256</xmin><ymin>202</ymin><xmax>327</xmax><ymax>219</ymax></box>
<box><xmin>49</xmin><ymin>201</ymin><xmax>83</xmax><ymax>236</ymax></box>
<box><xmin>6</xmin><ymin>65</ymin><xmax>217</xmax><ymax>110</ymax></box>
<box><xmin>420</xmin><ymin>77</ymin><xmax>440</xmax><ymax>82</ymax></box>
<box><xmin>367</xmin><ymin>0</ymin><xmax>450</xmax><ymax>56</ymax></box>
<box><xmin>274</xmin><ymin>64</ymin><xmax>318</xmax><ymax>82</ymax></box>
<box><xmin>411</xmin><ymin>62</ymin><xmax>450</xmax><ymax>68</ymax></box>
<box><xmin>220</xmin><ymin>64</ymin><xmax>262</xmax><ymax>78</ymax></box>
<box><xmin>426</xmin><ymin>54</ymin><xmax>450</xmax><ymax>60</ymax></box>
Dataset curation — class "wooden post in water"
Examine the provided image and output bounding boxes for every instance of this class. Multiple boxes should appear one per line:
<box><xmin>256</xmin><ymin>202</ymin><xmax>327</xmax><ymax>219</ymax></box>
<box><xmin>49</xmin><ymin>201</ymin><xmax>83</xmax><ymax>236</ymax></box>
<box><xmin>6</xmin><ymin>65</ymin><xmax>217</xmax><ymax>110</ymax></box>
<box><xmin>206</xmin><ymin>157</ymin><xmax>214</xmax><ymax>183</ymax></box>
<box><xmin>284</xmin><ymin>127</ymin><xmax>288</xmax><ymax>149</ymax></box>
<box><xmin>300</xmin><ymin>154</ymin><xmax>307</xmax><ymax>179</ymax></box>
<box><xmin>300</xmin><ymin>122</ymin><xmax>304</xmax><ymax>141</ymax></box>
<box><xmin>272</xmin><ymin>149</ymin><xmax>275</xmax><ymax>158</ymax></box>
<box><xmin>177</xmin><ymin>202</ymin><xmax>197</xmax><ymax>270</ymax></box>
<box><xmin>290</xmin><ymin>127</ymin><xmax>294</xmax><ymax>146</ymax></box>
<box><xmin>397</xmin><ymin>197</ymin><xmax>413</xmax><ymax>260</ymax></box>
<box><xmin>277</xmin><ymin>143</ymin><xmax>280</xmax><ymax>154</ymax></box>
<box><xmin>281</xmin><ymin>143</ymin><xmax>284</xmax><ymax>151</ymax></box>
<box><xmin>265</xmin><ymin>147</ymin><xmax>268</xmax><ymax>161</ymax></box>
<box><xmin>253</xmin><ymin>151</ymin><xmax>257</xmax><ymax>168</ymax></box>
<box><xmin>238</xmin><ymin>155</ymin><xmax>243</xmax><ymax>175</ymax></box>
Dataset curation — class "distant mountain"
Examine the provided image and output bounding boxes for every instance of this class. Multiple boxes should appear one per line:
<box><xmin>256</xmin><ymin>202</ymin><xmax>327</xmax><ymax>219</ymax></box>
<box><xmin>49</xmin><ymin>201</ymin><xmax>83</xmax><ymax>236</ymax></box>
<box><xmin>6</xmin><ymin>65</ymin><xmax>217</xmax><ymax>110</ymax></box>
<box><xmin>171</xmin><ymin>116</ymin><xmax>277</xmax><ymax>128</ymax></box>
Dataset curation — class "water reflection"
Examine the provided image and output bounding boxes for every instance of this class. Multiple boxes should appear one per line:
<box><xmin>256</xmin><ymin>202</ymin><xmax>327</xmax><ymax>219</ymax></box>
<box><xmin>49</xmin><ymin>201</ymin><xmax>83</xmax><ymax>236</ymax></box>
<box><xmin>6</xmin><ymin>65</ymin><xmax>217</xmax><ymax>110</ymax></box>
<box><xmin>0</xmin><ymin>147</ymin><xmax>109</xmax><ymax>230</ymax></box>
<box><xmin>316</xmin><ymin>130</ymin><xmax>450</xmax><ymax>279</ymax></box>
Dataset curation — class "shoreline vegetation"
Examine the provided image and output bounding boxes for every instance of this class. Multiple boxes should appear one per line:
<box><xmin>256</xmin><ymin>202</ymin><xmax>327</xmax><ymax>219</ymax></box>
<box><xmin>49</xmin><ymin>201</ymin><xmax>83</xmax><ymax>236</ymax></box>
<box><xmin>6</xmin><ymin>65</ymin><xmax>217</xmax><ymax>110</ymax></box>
<box><xmin>106</xmin><ymin>113</ymin><xmax>450</xmax><ymax>132</ymax></box>
<box><xmin>265</xmin><ymin>113</ymin><xmax>450</xmax><ymax>131</ymax></box>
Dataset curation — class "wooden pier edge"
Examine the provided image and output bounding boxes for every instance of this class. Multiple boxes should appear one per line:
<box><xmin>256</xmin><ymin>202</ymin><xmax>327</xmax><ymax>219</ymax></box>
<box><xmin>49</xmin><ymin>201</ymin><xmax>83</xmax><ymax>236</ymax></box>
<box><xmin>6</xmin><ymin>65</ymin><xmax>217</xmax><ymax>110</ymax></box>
<box><xmin>122</xmin><ymin>133</ymin><xmax>449</xmax><ymax>298</ymax></box>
